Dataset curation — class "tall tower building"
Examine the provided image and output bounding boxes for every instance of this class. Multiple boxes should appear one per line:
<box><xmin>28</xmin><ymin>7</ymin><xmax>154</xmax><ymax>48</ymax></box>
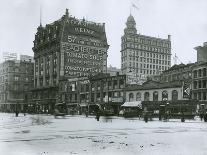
<box><xmin>121</xmin><ymin>14</ymin><xmax>171</xmax><ymax>84</ymax></box>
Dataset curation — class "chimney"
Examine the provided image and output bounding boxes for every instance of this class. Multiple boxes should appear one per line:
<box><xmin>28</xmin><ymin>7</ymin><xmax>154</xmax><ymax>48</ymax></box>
<box><xmin>168</xmin><ymin>35</ymin><xmax>171</xmax><ymax>41</ymax></box>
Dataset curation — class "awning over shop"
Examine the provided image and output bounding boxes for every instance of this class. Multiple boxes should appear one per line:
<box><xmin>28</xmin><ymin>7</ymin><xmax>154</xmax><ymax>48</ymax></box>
<box><xmin>121</xmin><ymin>101</ymin><xmax>142</xmax><ymax>109</ymax></box>
<box><xmin>66</xmin><ymin>103</ymin><xmax>78</xmax><ymax>106</ymax></box>
<box><xmin>0</xmin><ymin>102</ymin><xmax>26</xmax><ymax>105</ymax></box>
<box><xmin>55</xmin><ymin>103</ymin><xmax>65</xmax><ymax>106</ymax></box>
<box><xmin>79</xmin><ymin>103</ymin><xmax>89</xmax><ymax>107</ymax></box>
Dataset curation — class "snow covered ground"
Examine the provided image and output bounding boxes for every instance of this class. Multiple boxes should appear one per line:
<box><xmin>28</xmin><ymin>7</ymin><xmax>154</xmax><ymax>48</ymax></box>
<box><xmin>0</xmin><ymin>113</ymin><xmax>207</xmax><ymax>155</ymax></box>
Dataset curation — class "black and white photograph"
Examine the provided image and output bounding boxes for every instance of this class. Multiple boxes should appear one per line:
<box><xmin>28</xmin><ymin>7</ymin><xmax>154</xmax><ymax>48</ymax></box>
<box><xmin>0</xmin><ymin>0</ymin><xmax>207</xmax><ymax>154</ymax></box>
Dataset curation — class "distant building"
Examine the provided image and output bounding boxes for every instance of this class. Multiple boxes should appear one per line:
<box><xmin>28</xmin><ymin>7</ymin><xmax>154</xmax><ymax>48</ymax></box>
<box><xmin>107</xmin><ymin>65</ymin><xmax>121</xmax><ymax>76</ymax></box>
<box><xmin>121</xmin><ymin>14</ymin><xmax>171</xmax><ymax>84</ymax></box>
<box><xmin>2</xmin><ymin>52</ymin><xmax>17</xmax><ymax>61</ymax></box>
<box><xmin>157</xmin><ymin>63</ymin><xmax>194</xmax><ymax>83</ymax></box>
<box><xmin>195</xmin><ymin>42</ymin><xmax>207</xmax><ymax>63</ymax></box>
<box><xmin>0</xmin><ymin>57</ymin><xmax>34</xmax><ymax>112</ymax></box>
<box><xmin>32</xmin><ymin>9</ymin><xmax>109</xmax><ymax>112</ymax></box>
<box><xmin>20</xmin><ymin>55</ymin><xmax>34</xmax><ymax>62</ymax></box>
<box><xmin>191</xmin><ymin>62</ymin><xmax>207</xmax><ymax>101</ymax></box>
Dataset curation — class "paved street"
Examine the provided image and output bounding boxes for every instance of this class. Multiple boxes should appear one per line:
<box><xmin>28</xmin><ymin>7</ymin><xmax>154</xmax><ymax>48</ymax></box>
<box><xmin>0</xmin><ymin>113</ymin><xmax>207</xmax><ymax>155</ymax></box>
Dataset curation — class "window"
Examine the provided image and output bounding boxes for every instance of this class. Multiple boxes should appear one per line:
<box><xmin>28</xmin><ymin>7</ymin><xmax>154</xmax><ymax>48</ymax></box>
<box><xmin>198</xmin><ymin>69</ymin><xmax>202</xmax><ymax>77</ymax></box>
<box><xmin>162</xmin><ymin>90</ymin><xmax>168</xmax><ymax>101</ymax></box>
<box><xmin>144</xmin><ymin>92</ymin><xmax>150</xmax><ymax>101</ymax></box>
<box><xmin>193</xmin><ymin>93</ymin><xmax>197</xmax><ymax>100</ymax></box>
<box><xmin>172</xmin><ymin>90</ymin><xmax>178</xmax><ymax>101</ymax></box>
<box><xmin>120</xmin><ymin>92</ymin><xmax>123</xmax><ymax>97</ymax></box>
<box><xmin>198</xmin><ymin>92</ymin><xmax>201</xmax><ymax>100</ymax></box>
<box><xmin>203</xmin><ymin>80</ymin><xmax>206</xmax><ymax>88</ymax></box>
<box><xmin>14</xmin><ymin>76</ymin><xmax>19</xmax><ymax>81</ymax></box>
<box><xmin>193</xmin><ymin>70</ymin><xmax>197</xmax><ymax>78</ymax></box>
<box><xmin>153</xmin><ymin>91</ymin><xmax>158</xmax><ymax>101</ymax></box>
<box><xmin>203</xmin><ymin>68</ymin><xmax>206</xmax><ymax>77</ymax></box>
<box><xmin>198</xmin><ymin>80</ymin><xmax>202</xmax><ymax>88</ymax></box>
<box><xmin>203</xmin><ymin>92</ymin><xmax>206</xmax><ymax>100</ymax></box>
<box><xmin>193</xmin><ymin>81</ymin><xmax>197</xmax><ymax>89</ymax></box>
<box><xmin>129</xmin><ymin>93</ymin><xmax>134</xmax><ymax>102</ymax></box>
<box><xmin>136</xmin><ymin>92</ymin><xmax>141</xmax><ymax>101</ymax></box>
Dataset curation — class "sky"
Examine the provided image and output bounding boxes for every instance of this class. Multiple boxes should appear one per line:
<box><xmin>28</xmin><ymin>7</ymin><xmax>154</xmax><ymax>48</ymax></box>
<box><xmin>0</xmin><ymin>0</ymin><xmax>207</xmax><ymax>68</ymax></box>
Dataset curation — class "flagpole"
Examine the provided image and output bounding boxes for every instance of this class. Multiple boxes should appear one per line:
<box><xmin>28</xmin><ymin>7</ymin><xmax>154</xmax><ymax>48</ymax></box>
<box><xmin>130</xmin><ymin>5</ymin><xmax>132</xmax><ymax>15</ymax></box>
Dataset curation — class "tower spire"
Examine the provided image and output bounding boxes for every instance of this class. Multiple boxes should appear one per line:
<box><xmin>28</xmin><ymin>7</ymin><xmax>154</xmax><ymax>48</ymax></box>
<box><xmin>65</xmin><ymin>8</ymin><xmax>69</xmax><ymax>17</ymax></box>
<box><xmin>40</xmin><ymin>4</ymin><xmax>42</xmax><ymax>26</ymax></box>
<box><xmin>130</xmin><ymin>5</ymin><xmax>132</xmax><ymax>15</ymax></box>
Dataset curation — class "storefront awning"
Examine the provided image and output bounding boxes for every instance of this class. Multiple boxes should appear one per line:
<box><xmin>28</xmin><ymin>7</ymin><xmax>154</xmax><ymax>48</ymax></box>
<box><xmin>121</xmin><ymin>101</ymin><xmax>142</xmax><ymax>109</ymax></box>
<box><xmin>79</xmin><ymin>103</ymin><xmax>88</xmax><ymax>107</ymax></box>
<box><xmin>66</xmin><ymin>103</ymin><xmax>78</xmax><ymax>106</ymax></box>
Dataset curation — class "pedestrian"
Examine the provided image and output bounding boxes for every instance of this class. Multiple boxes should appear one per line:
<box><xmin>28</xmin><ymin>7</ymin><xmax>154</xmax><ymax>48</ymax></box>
<box><xmin>204</xmin><ymin>113</ymin><xmax>207</xmax><ymax>122</ymax></box>
<box><xmin>15</xmin><ymin>110</ymin><xmax>19</xmax><ymax>117</ymax></box>
<box><xmin>96</xmin><ymin>110</ymin><xmax>100</xmax><ymax>121</ymax></box>
<box><xmin>200</xmin><ymin>113</ymin><xmax>203</xmax><ymax>121</ymax></box>
<box><xmin>144</xmin><ymin>112</ymin><xmax>148</xmax><ymax>123</ymax></box>
<box><xmin>85</xmin><ymin>109</ymin><xmax>88</xmax><ymax>117</ymax></box>
<box><xmin>181</xmin><ymin>112</ymin><xmax>185</xmax><ymax>122</ymax></box>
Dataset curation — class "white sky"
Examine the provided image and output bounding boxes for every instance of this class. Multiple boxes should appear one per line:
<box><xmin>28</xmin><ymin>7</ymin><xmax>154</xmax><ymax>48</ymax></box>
<box><xmin>0</xmin><ymin>0</ymin><xmax>207</xmax><ymax>68</ymax></box>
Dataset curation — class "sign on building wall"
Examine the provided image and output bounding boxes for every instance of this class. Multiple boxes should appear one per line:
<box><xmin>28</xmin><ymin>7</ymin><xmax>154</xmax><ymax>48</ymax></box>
<box><xmin>126</xmin><ymin>72</ymin><xmax>147</xmax><ymax>85</ymax></box>
<box><xmin>61</xmin><ymin>20</ymin><xmax>108</xmax><ymax>77</ymax></box>
<box><xmin>182</xmin><ymin>82</ymin><xmax>191</xmax><ymax>98</ymax></box>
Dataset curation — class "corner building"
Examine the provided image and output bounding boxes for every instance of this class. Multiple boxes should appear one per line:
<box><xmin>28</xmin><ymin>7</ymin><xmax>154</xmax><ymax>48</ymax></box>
<box><xmin>0</xmin><ymin>57</ymin><xmax>34</xmax><ymax>112</ymax></box>
<box><xmin>121</xmin><ymin>15</ymin><xmax>171</xmax><ymax>82</ymax></box>
<box><xmin>32</xmin><ymin>9</ymin><xmax>108</xmax><ymax>112</ymax></box>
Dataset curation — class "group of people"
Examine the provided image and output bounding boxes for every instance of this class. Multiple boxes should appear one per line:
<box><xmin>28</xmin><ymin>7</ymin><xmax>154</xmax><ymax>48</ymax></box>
<box><xmin>200</xmin><ymin>113</ymin><xmax>207</xmax><ymax>122</ymax></box>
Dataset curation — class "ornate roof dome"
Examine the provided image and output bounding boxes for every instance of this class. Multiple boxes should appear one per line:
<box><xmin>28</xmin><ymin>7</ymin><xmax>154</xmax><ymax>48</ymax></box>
<box><xmin>127</xmin><ymin>14</ymin><xmax>135</xmax><ymax>23</ymax></box>
<box><xmin>124</xmin><ymin>14</ymin><xmax>137</xmax><ymax>35</ymax></box>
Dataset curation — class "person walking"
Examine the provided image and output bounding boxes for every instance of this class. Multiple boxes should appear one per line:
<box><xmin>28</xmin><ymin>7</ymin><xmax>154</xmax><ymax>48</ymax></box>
<box><xmin>15</xmin><ymin>110</ymin><xmax>19</xmax><ymax>117</ymax></box>
<box><xmin>85</xmin><ymin>109</ymin><xmax>88</xmax><ymax>117</ymax></box>
<box><xmin>96</xmin><ymin>109</ymin><xmax>100</xmax><ymax>121</ymax></box>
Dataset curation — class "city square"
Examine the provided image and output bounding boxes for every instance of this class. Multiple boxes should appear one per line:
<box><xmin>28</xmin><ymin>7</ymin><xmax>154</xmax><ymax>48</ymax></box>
<box><xmin>1</xmin><ymin>0</ymin><xmax>207</xmax><ymax>154</ymax></box>
<box><xmin>0</xmin><ymin>113</ymin><xmax>207</xmax><ymax>155</ymax></box>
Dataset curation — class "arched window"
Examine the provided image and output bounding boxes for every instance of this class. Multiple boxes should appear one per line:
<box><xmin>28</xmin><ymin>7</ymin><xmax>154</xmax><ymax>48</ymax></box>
<box><xmin>129</xmin><ymin>93</ymin><xmax>134</xmax><ymax>102</ymax></box>
<box><xmin>144</xmin><ymin>92</ymin><xmax>150</xmax><ymax>101</ymax></box>
<box><xmin>136</xmin><ymin>92</ymin><xmax>141</xmax><ymax>101</ymax></box>
<box><xmin>162</xmin><ymin>90</ymin><xmax>168</xmax><ymax>101</ymax></box>
<box><xmin>172</xmin><ymin>90</ymin><xmax>178</xmax><ymax>101</ymax></box>
<box><xmin>153</xmin><ymin>91</ymin><xmax>158</xmax><ymax>101</ymax></box>
<box><xmin>193</xmin><ymin>70</ymin><xmax>197</xmax><ymax>78</ymax></box>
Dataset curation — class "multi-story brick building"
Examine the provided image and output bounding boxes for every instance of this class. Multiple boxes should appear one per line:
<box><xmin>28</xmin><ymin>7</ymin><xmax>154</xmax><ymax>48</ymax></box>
<box><xmin>192</xmin><ymin>62</ymin><xmax>207</xmax><ymax>101</ymax></box>
<box><xmin>156</xmin><ymin>63</ymin><xmax>194</xmax><ymax>83</ymax></box>
<box><xmin>191</xmin><ymin>42</ymin><xmax>207</xmax><ymax>112</ymax></box>
<box><xmin>32</xmin><ymin>9</ymin><xmax>108</xmax><ymax>112</ymax></box>
<box><xmin>121</xmin><ymin>14</ymin><xmax>171</xmax><ymax>84</ymax></box>
<box><xmin>58</xmin><ymin>73</ymin><xmax>126</xmax><ymax>115</ymax></box>
<box><xmin>0</xmin><ymin>56</ymin><xmax>34</xmax><ymax>112</ymax></box>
